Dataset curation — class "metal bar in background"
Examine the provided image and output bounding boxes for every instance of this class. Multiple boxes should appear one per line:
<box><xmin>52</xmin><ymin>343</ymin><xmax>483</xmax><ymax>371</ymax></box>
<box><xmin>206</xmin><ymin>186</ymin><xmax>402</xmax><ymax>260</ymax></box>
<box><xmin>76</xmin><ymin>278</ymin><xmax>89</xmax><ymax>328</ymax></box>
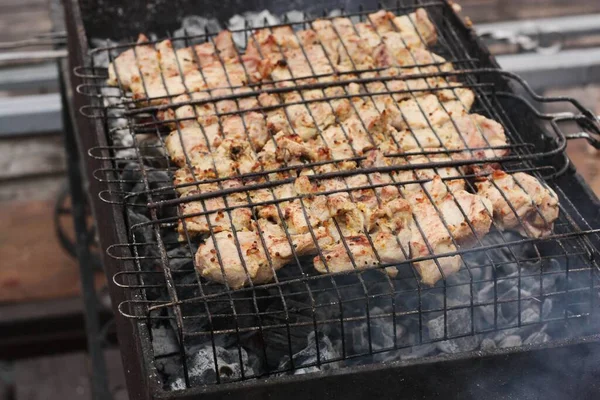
<box><xmin>476</xmin><ymin>13</ymin><xmax>600</xmax><ymax>39</ymax></box>
<box><xmin>495</xmin><ymin>48</ymin><xmax>600</xmax><ymax>91</ymax></box>
<box><xmin>0</xmin><ymin>93</ymin><xmax>62</xmax><ymax>136</ymax></box>
<box><xmin>474</xmin><ymin>13</ymin><xmax>600</xmax><ymax>90</ymax></box>
<box><xmin>0</xmin><ymin>62</ymin><xmax>58</xmax><ymax>92</ymax></box>
<box><xmin>0</xmin><ymin>50</ymin><xmax>67</xmax><ymax>63</ymax></box>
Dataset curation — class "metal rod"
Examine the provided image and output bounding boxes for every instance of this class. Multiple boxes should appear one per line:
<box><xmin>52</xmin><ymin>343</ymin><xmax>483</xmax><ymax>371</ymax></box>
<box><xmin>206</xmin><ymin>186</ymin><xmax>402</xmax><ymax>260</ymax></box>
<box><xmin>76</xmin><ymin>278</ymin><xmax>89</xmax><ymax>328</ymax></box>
<box><xmin>59</xmin><ymin>58</ymin><xmax>112</xmax><ymax>400</ymax></box>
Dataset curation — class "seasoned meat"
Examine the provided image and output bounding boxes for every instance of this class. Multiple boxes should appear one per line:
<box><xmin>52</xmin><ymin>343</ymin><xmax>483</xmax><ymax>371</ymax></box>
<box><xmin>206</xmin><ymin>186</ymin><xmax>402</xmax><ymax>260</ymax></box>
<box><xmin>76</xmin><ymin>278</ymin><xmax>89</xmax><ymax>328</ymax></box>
<box><xmin>107</xmin><ymin>34</ymin><xmax>160</xmax><ymax>89</ymax></box>
<box><xmin>155</xmin><ymin>40</ymin><xmax>198</xmax><ymax>78</ymax></box>
<box><xmin>475</xmin><ymin>170</ymin><xmax>559</xmax><ymax>238</ymax></box>
<box><xmin>196</xmin><ymin>230</ymin><xmax>276</xmax><ymax>289</ymax></box>
<box><xmin>252</xmin><ymin>176</ymin><xmax>331</xmax><ymax>235</ymax></box>
<box><xmin>177</xmin><ymin>180</ymin><xmax>253</xmax><ymax>238</ymax></box>
<box><xmin>314</xmin><ymin>169</ymin><xmax>413</xmax><ymax>277</ymax></box>
<box><xmin>391</xmin><ymin>113</ymin><xmax>507</xmax><ymax>159</ymax></box>
<box><xmin>156</xmin><ymin>31</ymin><xmax>238</xmax><ymax>77</ymax></box>
<box><xmin>396</xmin><ymin>152</ymin><xmax>467</xmax><ymax>194</ymax></box>
<box><xmin>313</xmin><ymin>200</ymin><xmax>413</xmax><ymax>277</ymax></box>
<box><xmin>164</xmin><ymin>125</ymin><xmax>222</xmax><ymax>167</ymax></box>
<box><xmin>388</xmin><ymin>90</ymin><xmax>475</xmax><ymax>131</ymax></box>
<box><xmin>367</xmin><ymin>8</ymin><xmax>436</xmax><ymax>46</ymax></box>
<box><xmin>406</xmin><ymin>176</ymin><xmax>493</xmax><ymax>286</ymax></box>
<box><xmin>106</xmin><ymin>7</ymin><xmax>562</xmax><ymax>289</ymax></box>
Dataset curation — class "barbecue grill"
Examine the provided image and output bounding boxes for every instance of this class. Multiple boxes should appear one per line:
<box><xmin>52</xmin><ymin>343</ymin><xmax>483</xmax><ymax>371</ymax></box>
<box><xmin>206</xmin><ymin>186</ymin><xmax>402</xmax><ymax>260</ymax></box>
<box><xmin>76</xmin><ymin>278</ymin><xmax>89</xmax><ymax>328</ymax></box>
<box><xmin>62</xmin><ymin>0</ymin><xmax>600</xmax><ymax>399</ymax></box>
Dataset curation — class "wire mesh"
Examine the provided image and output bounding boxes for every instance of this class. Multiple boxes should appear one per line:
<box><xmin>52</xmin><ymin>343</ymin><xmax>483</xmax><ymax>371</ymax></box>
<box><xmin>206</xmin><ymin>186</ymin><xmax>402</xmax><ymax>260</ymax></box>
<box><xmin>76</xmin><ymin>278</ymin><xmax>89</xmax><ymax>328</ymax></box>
<box><xmin>76</xmin><ymin>0</ymin><xmax>600</xmax><ymax>389</ymax></box>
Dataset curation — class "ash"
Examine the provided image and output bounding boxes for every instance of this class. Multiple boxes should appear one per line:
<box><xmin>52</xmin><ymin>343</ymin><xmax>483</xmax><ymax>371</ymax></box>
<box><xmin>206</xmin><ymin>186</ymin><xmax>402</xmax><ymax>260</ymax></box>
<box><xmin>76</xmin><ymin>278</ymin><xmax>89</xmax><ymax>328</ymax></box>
<box><xmin>94</xmin><ymin>10</ymin><xmax>595</xmax><ymax>393</ymax></box>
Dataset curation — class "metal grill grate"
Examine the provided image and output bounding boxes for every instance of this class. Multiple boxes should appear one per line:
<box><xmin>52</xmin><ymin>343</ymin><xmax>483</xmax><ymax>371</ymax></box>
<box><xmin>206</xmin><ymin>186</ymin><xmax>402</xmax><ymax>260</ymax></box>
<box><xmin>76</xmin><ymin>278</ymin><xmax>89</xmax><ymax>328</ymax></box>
<box><xmin>75</xmin><ymin>1</ymin><xmax>600</xmax><ymax>390</ymax></box>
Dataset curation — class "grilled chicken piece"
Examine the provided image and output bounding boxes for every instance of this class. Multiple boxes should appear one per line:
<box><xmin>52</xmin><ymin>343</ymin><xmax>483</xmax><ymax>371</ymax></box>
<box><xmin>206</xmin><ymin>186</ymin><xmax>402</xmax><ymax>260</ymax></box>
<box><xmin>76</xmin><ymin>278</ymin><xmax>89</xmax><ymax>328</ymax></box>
<box><xmin>409</xmin><ymin>200</ymin><xmax>461</xmax><ymax>287</ymax></box>
<box><xmin>394</xmin><ymin>8</ymin><xmax>437</xmax><ymax>45</ymax></box>
<box><xmin>129</xmin><ymin>56</ymin><xmax>260</xmax><ymax>102</ymax></box>
<box><xmin>252</xmin><ymin>176</ymin><xmax>331</xmax><ymax>235</ymax></box>
<box><xmin>155</xmin><ymin>31</ymin><xmax>239</xmax><ymax>78</ymax></box>
<box><xmin>313</xmin><ymin>191</ymin><xmax>413</xmax><ymax>276</ymax></box>
<box><xmin>164</xmin><ymin>125</ymin><xmax>222</xmax><ymax>167</ymax></box>
<box><xmin>160</xmin><ymin>88</ymin><xmax>268</xmax><ymax>149</ymax></box>
<box><xmin>277</xmin><ymin>78</ymin><xmax>353</xmax><ymax>140</ymax></box>
<box><xmin>279</xmin><ymin>95</ymin><xmax>333</xmax><ymax>141</ymax></box>
<box><xmin>196</xmin><ymin>216</ymin><xmax>336</xmax><ymax>289</ymax></box>
<box><xmin>200</xmin><ymin>58</ymin><xmax>258</xmax><ymax>88</ymax></box>
<box><xmin>321</xmin><ymin>125</ymin><xmax>364</xmax><ymax>160</ymax></box>
<box><xmin>259</xmin><ymin>131</ymin><xmax>328</xmax><ymax>167</ymax></box>
<box><xmin>222</xmin><ymin>112</ymin><xmax>269</xmax><ymax>151</ymax></box>
<box><xmin>392</xmin><ymin>113</ymin><xmax>507</xmax><ymax>159</ymax></box>
<box><xmin>270</xmin><ymin>45</ymin><xmax>333</xmax><ymax>82</ymax></box>
<box><xmin>264</xmin><ymin>45</ymin><xmax>343</xmax><ymax>139</ymax></box>
<box><xmin>173</xmin><ymin>137</ymin><xmax>257</xmax><ymax>181</ymax></box>
<box><xmin>313</xmin><ymin>231</ymin><xmax>405</xmax><ymax>274</ymax></box>
<box><xmin>155</xmin><ymin>40</ymin><xmax>198</xmax><ymax>78</ymax></box>
<box><xmin>475</xmin><ymin>171</ymin><xmax>559</xmax><ymax>238</ymax></box>
<box><xmin>388</xmin><ymin>90</ymin><xmax>475</xmax><ymax>131</ymax></box>
<box><xmin>452</xmin><ymin>114</ymin><xmax>507</xmax><ymax>158</ymax></box>
<box><xmin>367</xmin><ymin>8</ymin><xmax>437</xmax><ymax>46</ymax></box>
<box><xmin>107</xmin><ymin>34</ymin><xmax>159</xmax><ymax>89</ymax></box>
<box><xmin>196</xmin><ymin>230</ymin><xmax>276</xmax><ymax>289</ymax></box>
<box><xmin>312</xmin><ymin>17</ymin><xmax>376</xmax><ymax>72</ymax></box>
<box><xmin>158</xmin><ymin>92</ymin><xmax>217</xmax><ymax>128</ymax></box>
<box><xmin>365</xmin><ymin>67</ymin><xmax>453</xmax><ymax>104</ymax></box>
<box><xmin>246</xmin><ymin>25</ymin><xmax>307</xmax><ymax>60</ymax></box>
<box><xmin>109</xmin><ymin>31</ymin><xmax>252</xmax><ymax>102</ymax></box>
<box><xmin>208</xmin><ymin>137</ymin><xmax>258</xmax><ymax>176</ymax></box>
<box><xmin>251</xmin><ymin>183</ymin><xmax>296</xmax><ymax>220</ymax></box>
<box><xmin>319</xmin><ymin>105</ymin><xmax>391</xmax><ymax>161</ymax></box>
<box><xmin>314</xmin><ymin>162</ymin><xmax>413</xmax><ymax>277</ymax></box>
<box><xmin>397</xmin><ymin>153</ymin><xmax>467</xmax><ymax>194</ymax></box>
<box><xmin>257</xmin><ymin>218</ymin><xmax>334</xmax><ymax>264</ymax></box>
<box><xmin>192</xmin><ymin>30</ymin><xmax>239</xmax><ymax>65</ymax></box>
<box><xmin>406</xmin><ymin>176</ymin><xmax>493</xmax><ymax>286</ymax></box>
<box><xmin>375</xmin><ymin>36</ymin><xmax>447</xmax><ymax>68</ymax></box>
<box><xmin>178</xmin><ymin>180</ymin><xmax>252</xmax><ymax>238</ymax></box>
<box><xmin>127</xmin><ymin>70</ymin><xmax>203</xmax><ymax>103</ymax></box>
<box><xmin>173</xmin><ymin>166</ymin><xmax>209</xmax><ymax>195</ymax></box>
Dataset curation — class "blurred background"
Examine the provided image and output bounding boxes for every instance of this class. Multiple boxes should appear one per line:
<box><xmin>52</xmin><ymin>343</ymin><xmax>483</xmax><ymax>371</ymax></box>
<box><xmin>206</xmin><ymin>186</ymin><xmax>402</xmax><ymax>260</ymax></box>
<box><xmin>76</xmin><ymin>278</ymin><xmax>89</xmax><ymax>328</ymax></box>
<box><xmin>1</xmin><ymin>0</ymin><xmax>600</xmax><ymax>399</ymax></box>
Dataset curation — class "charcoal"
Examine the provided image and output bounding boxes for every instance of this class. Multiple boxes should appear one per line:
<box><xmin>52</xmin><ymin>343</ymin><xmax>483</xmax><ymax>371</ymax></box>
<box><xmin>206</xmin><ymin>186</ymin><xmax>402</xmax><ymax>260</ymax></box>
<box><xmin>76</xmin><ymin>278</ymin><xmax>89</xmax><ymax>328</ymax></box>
<box><xmin>399</xmin><ymin>344</ymin><xmax>437</xmax><ymax>360</ymax></box>
<box><xmin>490</xmin><ymin>326</ymin><xmax>515</xmax><ymax>339</ymax></box>
<box><xmin>347</xmin><ymin>313</ymin><xmax>399</xmax><ymax>356</ymax></box>
<box><xmin>427</xmin><ymin>309</ymin><xmax>472</xmax><ymax>340</ymax></box>
<box><xmin>279</xmin><ymin>331</ymin><xmax>341</xmax><ymax>374</ymax></box>
<box><xmin>182</xmin><ymin>345</ymin><xmax>256</xmax><ymax>385</ymax></box>
<box><xmin>152</xmin><ymin>326</ymin><xmax>181</xmax><ymax>357</ymax></box>
<box><xmin>166</xmin><ymin>246</ymin><xmax>195</xmax><ymax>271</ymax></box>
<box><xmin>524</xmin><ymin>331</ymin><xmax>551</xmax><ymax>345</ymax></box>
<box><xmin>260</xmin><ymin>297</ymin><xmax>316</xmax><ymax>369</ymax></box>
<box><xmin>90</xmin><ymin>38</ymin><xmax>119</xmax><ymax>67</ymax></box>
<box><xmin>437</xmin><ymin>336</ymin><xmax>480</xmax><ymax>354</ymax></box>
<box><xmin>480</xmin><ymin>338</ymin><xmax>497</xmax><ymax>351</ymax></box>
<box><xmin>521</xmin><ymin>307</ymin><xmax>541</xmax><ymax>324</ymax></box>
<box><xmin>542</xmin><ymin>298</ymin><xmax>553</xmax><ymax>319</ymax></box>
<box><xmin>427</xmin><ymin>308</ymin><xmax>483</xmax><ymax>353</ymax></box>
<box><xmin>446</xmin><ymin>284</ymin><xmax>473</xmax><ymax>307</ymax></box>
<box><xmin>498</xmin><ymin>335</ymin><xmax>522</xmax><ymax>348</ymax></box>
<box><xmin>283</xmin><ymin>10</ymin><xmax>305</xmax><ymax>23</ymax></box>
<box><xmin>173</xmin><ymin>16</ymin><xmax>222</xmax><ymax>45</ymax></box>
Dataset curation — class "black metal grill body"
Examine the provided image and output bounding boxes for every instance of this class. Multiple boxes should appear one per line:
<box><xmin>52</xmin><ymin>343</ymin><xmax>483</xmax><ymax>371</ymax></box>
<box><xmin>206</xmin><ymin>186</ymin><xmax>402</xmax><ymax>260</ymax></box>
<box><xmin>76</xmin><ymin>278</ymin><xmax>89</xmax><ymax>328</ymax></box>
<box><xmin>63</xmin><ymin>0</ymin><xmax>600</xmax><ymax>398</ymax></box>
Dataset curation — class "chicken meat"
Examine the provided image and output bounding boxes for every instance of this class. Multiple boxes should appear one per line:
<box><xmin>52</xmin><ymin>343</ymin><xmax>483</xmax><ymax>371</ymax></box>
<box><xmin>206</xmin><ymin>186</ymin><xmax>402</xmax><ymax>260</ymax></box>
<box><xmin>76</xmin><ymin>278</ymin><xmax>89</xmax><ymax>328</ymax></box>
<box><xmin>475</xmin><ymin>170</ymin><xmax>559</xmax><ymax>238</ymax></box>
